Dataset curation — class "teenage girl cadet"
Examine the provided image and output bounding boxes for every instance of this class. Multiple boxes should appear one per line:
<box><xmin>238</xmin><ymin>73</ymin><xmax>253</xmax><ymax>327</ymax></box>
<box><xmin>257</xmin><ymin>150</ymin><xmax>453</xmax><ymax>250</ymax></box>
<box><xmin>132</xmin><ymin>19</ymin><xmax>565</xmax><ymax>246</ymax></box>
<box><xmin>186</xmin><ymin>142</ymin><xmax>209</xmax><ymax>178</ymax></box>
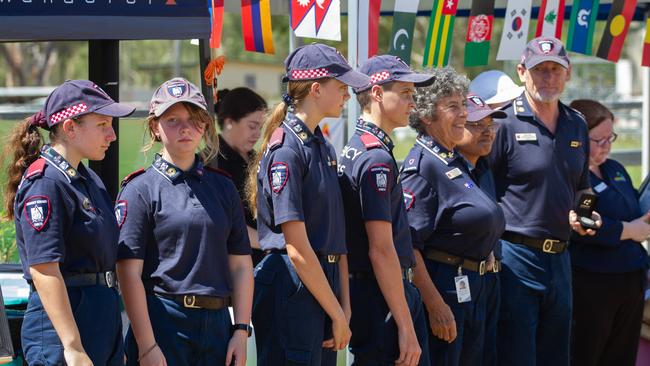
<box><xmin>116</xmin><ymin>78</ymin><xmax>254</xmax><ymax>366</ymax></box>
<box><xmin>4</xmin><ymin>80</ymin><xmax>134</xmax><ymax>365</ymax></box>
<box><xmin>248</xmin><ymin>43</ymin><xmax>370</xmax><ymax>365</ymax></box>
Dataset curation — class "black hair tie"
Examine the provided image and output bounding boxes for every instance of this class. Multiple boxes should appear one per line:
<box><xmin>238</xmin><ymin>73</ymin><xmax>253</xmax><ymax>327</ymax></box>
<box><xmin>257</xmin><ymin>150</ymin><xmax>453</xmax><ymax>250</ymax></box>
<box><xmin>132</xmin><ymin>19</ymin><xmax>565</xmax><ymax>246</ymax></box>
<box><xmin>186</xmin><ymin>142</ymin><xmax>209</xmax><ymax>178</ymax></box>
<box><xmin>282</xmin><ymin>93</ymin><xmax>294</xmax><ymax>107</ymax></box>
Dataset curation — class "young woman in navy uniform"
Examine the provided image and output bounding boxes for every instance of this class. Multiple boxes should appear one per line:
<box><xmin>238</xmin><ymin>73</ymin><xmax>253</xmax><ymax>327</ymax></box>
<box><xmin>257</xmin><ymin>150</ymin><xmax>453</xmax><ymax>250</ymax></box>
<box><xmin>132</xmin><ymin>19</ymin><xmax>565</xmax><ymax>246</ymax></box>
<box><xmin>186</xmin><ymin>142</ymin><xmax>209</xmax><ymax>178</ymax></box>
<box><xmin>568</xmin><ymin>99</ymin><xmax>650</xmax><ymax>366</ymax></box>
<box><xmin>247</xmin><ymin>43</ymin><xmax>370</xmax><ymax>366</ymax></box>
<box><xmin>4</xmin><ymin>80</ymin><xmax>134</xmax><ymax>365</ymax></box>
<box><xmin>400</xmin><ymin>68</ymin><xmax>506</xmax><ymax>366</ymax></box>
<box><xmin>116</xmin><ymin>78</ymin><xmax>253</xmax><ymax>366</ymax></box>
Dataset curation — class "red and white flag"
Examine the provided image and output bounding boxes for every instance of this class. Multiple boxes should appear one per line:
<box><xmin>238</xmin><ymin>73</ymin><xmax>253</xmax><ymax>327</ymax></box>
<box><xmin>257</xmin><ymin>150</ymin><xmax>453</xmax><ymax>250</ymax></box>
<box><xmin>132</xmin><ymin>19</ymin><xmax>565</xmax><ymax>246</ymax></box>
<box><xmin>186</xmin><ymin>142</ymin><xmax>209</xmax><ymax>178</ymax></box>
<box><xmin>535</xmin><ymin>0</ymin><xmax>565</xmax><ymax>38</ymax></box>
<box><xmin>358</xmin><ymin>0</ymin><xmax>382</xmax><ymax>63</ymax></box>
<box><xmin>291</xmin><ymin>0</ymin><xmax>341</xmax><ymax>41</ymax></box>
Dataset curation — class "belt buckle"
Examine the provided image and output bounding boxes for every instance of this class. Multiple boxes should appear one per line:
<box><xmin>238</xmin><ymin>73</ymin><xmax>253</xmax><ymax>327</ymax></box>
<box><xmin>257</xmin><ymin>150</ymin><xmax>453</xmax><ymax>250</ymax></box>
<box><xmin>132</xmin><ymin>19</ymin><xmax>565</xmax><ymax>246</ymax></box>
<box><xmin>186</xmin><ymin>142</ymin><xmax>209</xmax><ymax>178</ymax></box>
<box><xmin>104</xmin><ymin>272</ymin><xmax>116</xmax><ymax>288</ymax></box>
<box><xmin>493</xmin><ymin>260</ymin><xmax>501</xmax><ymax>273</ymax></box>
<box><xmin>183</xmin><ymin>295</ymin><xmax>201</xmax><ymax>309</ymax></box>
<box><xmin>406</xmin><ymin>268</ymin><xmax>414</xmax><ymax>283</ymax></box>
<box><xmin>478</xmin><ymin>261</ymin><xmax>487</xmax><ymax>275</ymax></box>
<box><xmin>542</xmin><ymin>239</ymin><xmax>559</xmax><ymax>253</ymax></box>
<box><xmin>327</xmin><ymin>255</ymin><xmax>337</xmax><ymax>263</ymax></box>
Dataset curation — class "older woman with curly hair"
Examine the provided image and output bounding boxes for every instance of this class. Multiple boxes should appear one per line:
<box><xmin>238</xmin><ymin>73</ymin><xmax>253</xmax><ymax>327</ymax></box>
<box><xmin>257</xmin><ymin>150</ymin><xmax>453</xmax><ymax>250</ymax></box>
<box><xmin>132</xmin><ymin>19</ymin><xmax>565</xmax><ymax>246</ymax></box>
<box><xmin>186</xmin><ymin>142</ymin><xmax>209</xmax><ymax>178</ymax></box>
<box><xmin>400</xmin><ymin>67</ymin><xmax>505</xmax><ymax>366</ymax></box>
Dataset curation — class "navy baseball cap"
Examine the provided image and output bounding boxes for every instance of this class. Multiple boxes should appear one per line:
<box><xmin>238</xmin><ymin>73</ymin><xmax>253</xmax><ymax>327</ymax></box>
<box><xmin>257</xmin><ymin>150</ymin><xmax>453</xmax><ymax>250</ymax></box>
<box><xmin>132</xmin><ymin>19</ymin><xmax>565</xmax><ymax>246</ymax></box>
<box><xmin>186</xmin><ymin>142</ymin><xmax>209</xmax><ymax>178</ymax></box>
<box><xmin>521</xmin><ymin>37</ymin><xmax>570</xmax><ymax>69</ymax></box>
<box><xmin>466</xmin><ymin>94</ymin><xmax>507</xmax><ymax>122</ymax></box>
<box><xmin>354</xmin><ymin>55</ymin><xmax>435</xmax><ymax>93</ymax></box>
<box><xmin>282</xmin><ymin>43</ymin><xmax>370</xmax><ymax>89</ymax></box>
<box><xmin>149</xmin><ymin>77</ymin><xmax>208</xmax><ymax>117</ymax></box>
<box><xmin>41</xmin><ymin>80</ymin><xmax>134</xmax><ymax>129</ymax></box>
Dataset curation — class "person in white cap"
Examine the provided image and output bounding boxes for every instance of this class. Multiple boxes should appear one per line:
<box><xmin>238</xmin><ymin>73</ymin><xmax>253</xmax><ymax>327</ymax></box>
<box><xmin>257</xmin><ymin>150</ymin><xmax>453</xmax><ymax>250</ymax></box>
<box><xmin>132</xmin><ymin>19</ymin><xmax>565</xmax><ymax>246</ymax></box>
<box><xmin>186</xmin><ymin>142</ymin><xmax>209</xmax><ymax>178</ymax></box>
<box><xmin>469</xmin><ymin>70</ymin><xmax>524</xmax><ymax>109</ymax></box>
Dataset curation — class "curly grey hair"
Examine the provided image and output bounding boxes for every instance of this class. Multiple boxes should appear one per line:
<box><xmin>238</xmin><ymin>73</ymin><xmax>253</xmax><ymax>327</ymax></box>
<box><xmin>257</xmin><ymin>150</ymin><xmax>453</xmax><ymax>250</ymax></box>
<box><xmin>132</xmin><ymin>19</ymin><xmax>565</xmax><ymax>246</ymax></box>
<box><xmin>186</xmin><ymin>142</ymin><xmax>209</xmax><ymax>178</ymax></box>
<box><xmin>409</xmin><ymin>67</ymin><xmax>470</xmax><ymax>135</ymax></box>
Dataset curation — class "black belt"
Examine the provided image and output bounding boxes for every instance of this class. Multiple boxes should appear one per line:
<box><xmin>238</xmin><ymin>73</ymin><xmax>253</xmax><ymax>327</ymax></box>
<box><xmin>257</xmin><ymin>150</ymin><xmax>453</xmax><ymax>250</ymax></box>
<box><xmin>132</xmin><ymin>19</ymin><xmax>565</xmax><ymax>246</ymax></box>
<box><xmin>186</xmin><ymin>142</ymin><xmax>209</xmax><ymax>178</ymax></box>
<box><xmin>424</xmin><ymin>248</ymin><xmax>487</xmax><ymax>275</ymax></box>
<box><xmin>265</xmin><ymin>248</ymin><xmax>340</xmax><ymax>263</ymax></box>
<box><xmin>502</xmin><ymin>232</ymin><xmax>567</xmax><ymax>254</ymax></box>
<box><xmin>349</xmin><ymin>267</ymin><xmax>414</xmax><ymax>283</ymax></box>
<box><xmin>154</xmin><ymin>293</ymin><xmax>231</xmax><ymax>310</ymax></box>
<box><xmin>30</xmin><ymin>271</ymin><xmax>117</xmax><ymax>292</ymax></box>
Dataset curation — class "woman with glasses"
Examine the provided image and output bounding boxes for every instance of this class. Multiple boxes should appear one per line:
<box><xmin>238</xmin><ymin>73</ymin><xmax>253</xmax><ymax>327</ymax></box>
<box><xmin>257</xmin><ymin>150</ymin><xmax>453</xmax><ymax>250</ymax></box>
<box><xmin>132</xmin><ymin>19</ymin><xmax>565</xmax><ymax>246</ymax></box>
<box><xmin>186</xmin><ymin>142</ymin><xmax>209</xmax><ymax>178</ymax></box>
<box><xmin>400</xmin><ymin>68</ymin><xmax>505</xmax><ymax>366</ymax></box>
<box><xmin>568</xmin><ymin>99</ymin><xmax>650</xmax><ymax>366</ymax></box>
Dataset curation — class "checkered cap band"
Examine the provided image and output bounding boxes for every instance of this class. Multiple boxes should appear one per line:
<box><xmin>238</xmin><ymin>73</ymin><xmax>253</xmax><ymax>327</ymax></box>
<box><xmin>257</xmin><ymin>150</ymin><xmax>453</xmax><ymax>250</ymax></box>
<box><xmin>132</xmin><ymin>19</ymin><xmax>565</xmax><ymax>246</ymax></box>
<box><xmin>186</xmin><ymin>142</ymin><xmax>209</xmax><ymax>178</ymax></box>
<box><xmin>290</xmin><ymin>68</ymin><xmax>331</xmax><ymax>80</ymax></box>
<box><xmin>50</xmin><ymin>102</ymin><xmax>88</xmax><ymax>124</ymax></box>
<box><xmin>369</xmin><ymin>71</ymin><xmax>391</xmax><ymax>84</ymax></box>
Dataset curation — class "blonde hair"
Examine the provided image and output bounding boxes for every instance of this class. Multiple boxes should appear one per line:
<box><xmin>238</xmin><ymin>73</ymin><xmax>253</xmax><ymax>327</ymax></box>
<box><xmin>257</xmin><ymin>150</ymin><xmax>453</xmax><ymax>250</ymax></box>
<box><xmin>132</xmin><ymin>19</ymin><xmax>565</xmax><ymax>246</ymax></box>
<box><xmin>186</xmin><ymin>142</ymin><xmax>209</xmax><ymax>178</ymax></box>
<box><xmin>143</xmin><ymin>102</ymin><xmax>219</xmax><ymax>164</ymax></box>
<box><xmin>245</xmin><ymin>79</ymin><xmax>323</xmax><ymax>217</ymax></box>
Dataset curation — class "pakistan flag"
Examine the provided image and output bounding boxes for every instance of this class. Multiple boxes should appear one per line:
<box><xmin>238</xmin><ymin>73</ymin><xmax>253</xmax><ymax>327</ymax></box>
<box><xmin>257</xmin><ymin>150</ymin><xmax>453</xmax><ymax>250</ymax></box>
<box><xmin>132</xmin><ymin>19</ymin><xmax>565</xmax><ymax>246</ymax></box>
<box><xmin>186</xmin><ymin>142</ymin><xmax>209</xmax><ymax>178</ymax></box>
<box><xmin>388</xmin><ymin>0</ymin><xmax>419</xmax><ymax>65</ymax></box>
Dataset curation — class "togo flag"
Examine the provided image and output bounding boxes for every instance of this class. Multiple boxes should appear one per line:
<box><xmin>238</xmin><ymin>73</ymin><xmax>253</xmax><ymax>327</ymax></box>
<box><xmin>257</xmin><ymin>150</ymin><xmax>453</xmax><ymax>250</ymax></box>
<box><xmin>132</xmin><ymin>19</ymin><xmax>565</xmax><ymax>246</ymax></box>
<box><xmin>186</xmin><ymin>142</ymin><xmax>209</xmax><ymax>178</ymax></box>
<box><xmin>388</xmin><ymin>0</ymin><xmax>419</xmax><ymax>65</ymax></box>
<box><xmin>535</xmin><ymin>0</ymin><xmax>565</xmax><ymax>38</ymax></box>
<box><xmin>464</xmin><ymin>0</ymin><xmax>495</xmax><ymax>67</ymax></box>
<box><xmin>596</xmin><ymin>0</ymin><xmax>637</xmax><ymax>62</ymax></box>
<box><xmin>496</xmin><ymin>0</ymin><xmax>532</xmax><ymax>60</ymax></box>
<box><xmin>423</xmin><ymin>0</ymin><xmax>458</xmax><ymax>67</ymax></box>
<box><xmin>566</xmin><ymin>0</ymin><xmax>599</xmax><ymax>55</ymax></box>
<box><xmin>357</xmin><ymin>0</ymin><xmax>382</xmax><ymax>63</ymax></box>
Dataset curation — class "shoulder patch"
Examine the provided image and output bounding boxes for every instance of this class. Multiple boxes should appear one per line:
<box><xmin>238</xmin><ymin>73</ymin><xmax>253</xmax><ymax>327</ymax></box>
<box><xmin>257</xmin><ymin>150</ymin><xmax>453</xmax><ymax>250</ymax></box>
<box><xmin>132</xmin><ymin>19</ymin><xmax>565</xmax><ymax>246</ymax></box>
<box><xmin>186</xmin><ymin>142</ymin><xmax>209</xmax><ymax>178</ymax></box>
<box><xmin>402</xmin><ymin>189</ymin><xmax>415</xmax><ymax>211</ymax></box>
<box><xmin>120</xmin><ymin>168</ymin><xmax>145</xmax><ymax>187</ymax></box>
<box><xmin>24</xmin><ymin>195</ymin><xmax>51</xmax><ymax>232</ymax></box>
<box><xmin>269</xmin><ymin>128</ymin><xmax>285</xmax><ymax>150</ymax></box>
<box><xmin>205</xmin><ymin>166</ymin><xmax>233</xmax><ymax>178</ymax></box>
<box><xmin>114</xmin><ymin>200</ymin><xmax>127</xmax><ymax>228</ymax></box>
<box><xmin>368</xmin><ymin>164</ymin><xmax>392</xmax><ymax>193</ymax></box>
<box><xmin>270</xmin><ymin>162</ymin><xmax>289</xmax><ymax>194</ymax></box>
<box><xmin>360</xmin><ymin>133</ymin><xmax>382</xmax><ymax>149</ymax></box>
<box><xmin>25</xmin><ymin>158</ymin><xmax>47</xmax><ymax>180</ymax></box>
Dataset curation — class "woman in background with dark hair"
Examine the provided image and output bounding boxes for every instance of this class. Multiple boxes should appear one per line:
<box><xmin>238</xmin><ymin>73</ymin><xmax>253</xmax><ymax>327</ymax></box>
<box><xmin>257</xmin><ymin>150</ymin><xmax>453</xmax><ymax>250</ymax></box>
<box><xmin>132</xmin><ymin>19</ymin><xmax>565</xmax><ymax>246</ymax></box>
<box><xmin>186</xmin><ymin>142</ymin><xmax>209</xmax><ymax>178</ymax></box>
<box><xmin>569</xmin><ymin>99</ymin><xmax>650</xmax><ymax>366</ymax></box>
<box><xmin>211</xmin><ymin>87</ymin><xmax>267</xmax><ymax>265</ymax></box>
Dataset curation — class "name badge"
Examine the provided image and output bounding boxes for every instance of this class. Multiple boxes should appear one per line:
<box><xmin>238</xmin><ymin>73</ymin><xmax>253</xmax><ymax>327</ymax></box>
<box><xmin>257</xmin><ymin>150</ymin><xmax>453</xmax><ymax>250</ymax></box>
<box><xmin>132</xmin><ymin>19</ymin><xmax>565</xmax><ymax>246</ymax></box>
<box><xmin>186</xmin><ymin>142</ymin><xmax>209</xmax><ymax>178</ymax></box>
<box><xmin>455</xmin><ymin>274</ymin><xmax>471</xmax><ymax>303</ymax></box>
<box><xmin>515</xmin><ymin>133</ymin><xmax>537</xmax><ymax>142</ymax></box>
<box><xmin>594</xmin><ymin>182</ymin><xmax>608</xmax><ymax>193</ymax></box>
<box><xmin>445</xmin><ymin>168</ymin><xmax>463</xmax><ymax>179</ymax></box>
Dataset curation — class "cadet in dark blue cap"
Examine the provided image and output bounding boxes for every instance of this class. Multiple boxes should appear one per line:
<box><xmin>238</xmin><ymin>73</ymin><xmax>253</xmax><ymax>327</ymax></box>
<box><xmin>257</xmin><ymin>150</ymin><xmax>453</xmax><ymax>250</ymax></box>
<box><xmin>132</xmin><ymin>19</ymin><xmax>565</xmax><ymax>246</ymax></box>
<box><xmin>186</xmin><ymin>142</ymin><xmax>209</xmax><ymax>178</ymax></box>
<box><xmin>400</xmin><ymin>68</ymin><xmax>506</xmax><ymax>366</ymax></box>
<box><xmin>247</xmin><ymin>43</ymin><xmax>370</xmax><ymax>366</ymax></box>
<box><xmin>455</xmin><ymin>94</ymin><xmax>506</xmax><ymax>366</ymax></box>
<box><xmin>116</xmin><ymin>77</ymin><xmax>254</xmax><ymax>366</ymax></box>
<box><xmin>339</xmin><ymin>54</ymin><xmax>434</xmax><ymax>366</ymax></box>
<box><xmin>487</xmin><ymin>37</ymin><xmax>601</xmax><ymax>366</ymax></box>
<box><xmin>3</xmin><ymin>80</ymin><xmax>134</xmax><ymax>365</ymax></box>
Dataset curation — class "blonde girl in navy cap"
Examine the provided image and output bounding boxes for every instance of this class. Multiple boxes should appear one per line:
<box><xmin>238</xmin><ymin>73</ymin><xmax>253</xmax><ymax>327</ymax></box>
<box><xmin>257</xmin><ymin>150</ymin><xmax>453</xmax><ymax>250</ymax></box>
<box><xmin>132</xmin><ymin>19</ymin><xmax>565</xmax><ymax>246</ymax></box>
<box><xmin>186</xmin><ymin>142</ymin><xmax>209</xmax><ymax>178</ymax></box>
<box><xmin>247</xmin><ymin>43</ymin><xmax>370</xmax><ymax>365</ymax></box>
<box><xmin>4</xmin><ymin>80</ymin><xmax>134</xmax><ymax>365</ymax></box>
<box><xmin>116</xmin><ymin>78</ymin><xmax>253</xmax><ymax>366</ymax></box>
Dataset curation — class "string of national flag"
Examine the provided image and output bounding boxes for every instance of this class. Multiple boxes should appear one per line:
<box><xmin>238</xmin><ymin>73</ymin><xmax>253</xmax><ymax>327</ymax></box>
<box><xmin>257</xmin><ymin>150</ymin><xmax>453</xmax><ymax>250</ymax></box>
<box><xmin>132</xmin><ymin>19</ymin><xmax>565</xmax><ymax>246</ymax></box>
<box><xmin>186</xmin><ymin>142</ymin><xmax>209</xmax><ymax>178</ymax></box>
<box><xmin>208</xmin><ymin>0</ymin><xmax>650</xmax><ymax>68</ymax></box>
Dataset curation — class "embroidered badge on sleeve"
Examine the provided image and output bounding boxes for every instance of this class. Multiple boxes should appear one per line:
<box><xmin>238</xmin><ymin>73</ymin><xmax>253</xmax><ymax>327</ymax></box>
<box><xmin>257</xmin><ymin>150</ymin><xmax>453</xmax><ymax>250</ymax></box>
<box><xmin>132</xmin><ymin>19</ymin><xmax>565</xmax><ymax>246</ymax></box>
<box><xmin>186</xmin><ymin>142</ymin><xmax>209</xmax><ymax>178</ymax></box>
<box><xmin>270</xmin><ymin>162</ymin><xmax>289</xmax><ymax>194</ymax></box>
<box><xmin>114</xmin><ymin>200</ymin><xmax>127</xmax><ymax>228</ymax></box>
<box><xmin>24</xmin><ymin>195</ymin><xmax>51</xmax><ymax>232</ymax></box>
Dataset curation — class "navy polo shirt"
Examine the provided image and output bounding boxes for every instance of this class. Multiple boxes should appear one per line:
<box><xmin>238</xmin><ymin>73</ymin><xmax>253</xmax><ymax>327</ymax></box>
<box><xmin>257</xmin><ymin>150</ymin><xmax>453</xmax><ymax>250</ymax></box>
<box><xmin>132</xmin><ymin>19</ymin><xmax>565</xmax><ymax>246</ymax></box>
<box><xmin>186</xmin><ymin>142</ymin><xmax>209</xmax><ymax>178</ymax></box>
<box><xmin>569</xmin><ymin>159</ymin><xmax>649</xmax><ymax>273</ymax></box>
<box><xmin>400</xmin><ymin>135</ymin><xmax>505</xmax><ymax>260</ymax></box>
<box><xmin>256</xmin><ymin>113</ymin><xmax>346</xmax><ymax>255</ymax></box>
<box><xmin>117</xmin><ymin>154</ymin><xmax>251</xmax><ymax>298</ymax></box>
<box><xmin>15</xmin><ymin>145</ymin><xmax>119</xmax><ymax>281</ymax></box>
<box><xmin>338</xmin><ymin>119</ymin><xmax>415</xmax><ymax>272</ymax></box>
<box><xmin>487</xmin><ymin>94</ymin><xmax>590</xmax><ymax>241</ymax></box>
<box><xmin>467</xmin><ymin>157</ymin><xmax>502</xmax><ymax>260</ymax></box>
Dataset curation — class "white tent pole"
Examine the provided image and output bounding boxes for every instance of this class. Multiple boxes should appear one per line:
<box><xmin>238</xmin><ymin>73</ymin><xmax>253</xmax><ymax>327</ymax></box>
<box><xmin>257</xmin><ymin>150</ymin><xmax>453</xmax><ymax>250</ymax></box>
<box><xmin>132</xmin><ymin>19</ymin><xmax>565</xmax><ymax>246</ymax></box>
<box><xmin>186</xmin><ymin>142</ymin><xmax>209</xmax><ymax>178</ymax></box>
<box><xmin>346</xmin><ymin>0</ymin><xmax>360</xmax><ymax>149</ymax></box>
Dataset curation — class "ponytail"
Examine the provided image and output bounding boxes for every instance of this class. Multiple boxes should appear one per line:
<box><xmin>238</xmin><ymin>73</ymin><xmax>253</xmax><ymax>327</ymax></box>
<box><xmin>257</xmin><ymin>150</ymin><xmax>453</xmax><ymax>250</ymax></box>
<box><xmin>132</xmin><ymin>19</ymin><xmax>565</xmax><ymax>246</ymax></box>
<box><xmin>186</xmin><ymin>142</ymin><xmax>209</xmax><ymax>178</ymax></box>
<box><xmin>3</xmin><ymin>116</ymin><xmax>46</xmax><ymax>219</ymax></box>
<box><xmin>245</xmin><ymin>79</ymin><xmax>318</xmax><ymax>218</ymax></box>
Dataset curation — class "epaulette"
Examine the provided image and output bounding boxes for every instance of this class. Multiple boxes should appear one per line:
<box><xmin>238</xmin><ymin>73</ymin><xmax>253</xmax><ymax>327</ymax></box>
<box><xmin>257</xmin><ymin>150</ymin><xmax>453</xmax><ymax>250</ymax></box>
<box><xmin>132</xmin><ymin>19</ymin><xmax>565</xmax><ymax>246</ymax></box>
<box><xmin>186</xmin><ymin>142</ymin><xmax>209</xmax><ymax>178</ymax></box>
<box><xmin>120</xmin><ymin>168</ymin><xmax>145</xmax><ymax>187</ymax></box>
<box><xmin>24</xmin><ymin>158</ymin><xmax>46</xmax><ymax>180</ymax></box>
<box><xmin>401</xmin><ymin>152</ymin><xmax>422</xmax><ymax>173</ymax></box>
<box><xmin>205</xmin><ymin>166</ymin><xmax>233</xmax><ymax>178</ymax></box>
<box><xmin>360</xmin><ymin>133</ymin><xmax>382</xmax><ymax>150</ymax></box>
<box><xmin>269</xmin><ymin>128</ymin><xmax>285</xmax><ymax>150</ymax></box>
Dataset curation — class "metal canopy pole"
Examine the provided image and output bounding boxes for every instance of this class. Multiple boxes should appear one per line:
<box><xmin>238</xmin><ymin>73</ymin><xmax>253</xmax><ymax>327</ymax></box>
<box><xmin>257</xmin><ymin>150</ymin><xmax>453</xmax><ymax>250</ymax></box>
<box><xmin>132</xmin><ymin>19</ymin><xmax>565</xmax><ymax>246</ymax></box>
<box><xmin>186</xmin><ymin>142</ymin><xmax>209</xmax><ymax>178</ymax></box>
<box><xmin>88</xmin><ymin>40</ymin><xmax>120</xmax><ymax>201</ymax></box>
<box><xmin>198</xmin><ymin>39</ymin><xmax>215</xmax><ymax>118</ymax></box>
<box><xmin>346</xmin><ymin>0</ymin><xmax>360</xmax><ymax>147</ymax></box>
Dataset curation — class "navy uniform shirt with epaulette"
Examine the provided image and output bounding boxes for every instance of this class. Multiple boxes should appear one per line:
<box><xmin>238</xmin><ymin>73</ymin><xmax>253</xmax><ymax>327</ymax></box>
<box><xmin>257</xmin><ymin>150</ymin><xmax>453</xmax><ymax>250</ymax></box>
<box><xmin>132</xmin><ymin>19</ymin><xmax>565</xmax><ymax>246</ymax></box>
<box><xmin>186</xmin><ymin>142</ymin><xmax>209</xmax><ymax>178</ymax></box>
<box><xmin>338</xmin><ymin>119</ymin><xmax>415</xmax><ymax>272</ymax></box>
<box><xmin>116</xmin><ymin>154</ymin><xmax>250</xmax><ymax>298</ymax></box>
<box><xmin>400</xmin><ymin>135</ymin><xmax>505</xmax><ymax>260</ymax></box>
<box><xmin>256</xmin><ymin>112</ymin><xmax>346</xmax><ymax>255</ymax></box>
<box><xmin>487</xmin><ymin>94</ymin><xmax>590</xmax><ymax>241</ymax></box>
<box><xmin>570</xmin><ymin>159</ymin><xmax>649</xmax><ymax>273</ymax></box>
<box><xmin>14</xmin><ymin>145</ymin><xmax>119</xmax><ymax>281</ymax></box>
<box><xmin>467</xmin><ymin>157</ymin><xmax>503</xmax><ymax>260</ymax></box>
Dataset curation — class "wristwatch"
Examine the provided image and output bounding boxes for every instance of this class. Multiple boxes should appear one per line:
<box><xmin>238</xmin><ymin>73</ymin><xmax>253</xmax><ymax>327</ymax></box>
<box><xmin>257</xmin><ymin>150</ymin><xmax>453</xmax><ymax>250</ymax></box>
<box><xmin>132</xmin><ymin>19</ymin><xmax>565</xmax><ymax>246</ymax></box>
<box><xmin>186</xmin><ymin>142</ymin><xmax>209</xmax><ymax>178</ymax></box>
<box><xmin>232</xmin><ymin>323</ymin><xmax>253</xmax><ymax>337</ymax></box>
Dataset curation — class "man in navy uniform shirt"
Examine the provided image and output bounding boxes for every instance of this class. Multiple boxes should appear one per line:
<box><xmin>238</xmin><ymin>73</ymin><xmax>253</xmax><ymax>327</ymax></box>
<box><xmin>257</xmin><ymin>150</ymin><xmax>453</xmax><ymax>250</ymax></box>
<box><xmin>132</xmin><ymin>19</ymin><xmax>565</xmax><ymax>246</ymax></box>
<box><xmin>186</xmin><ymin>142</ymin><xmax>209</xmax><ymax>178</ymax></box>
<box><xmin>339</xmin><ymin>55</ymin><xmax>434</xmax><ymax>366</ymax></box>
<box><xmin>487</xmin><ymin>37</ymin><xmax>601</xmax><ymax>366</ymax></box>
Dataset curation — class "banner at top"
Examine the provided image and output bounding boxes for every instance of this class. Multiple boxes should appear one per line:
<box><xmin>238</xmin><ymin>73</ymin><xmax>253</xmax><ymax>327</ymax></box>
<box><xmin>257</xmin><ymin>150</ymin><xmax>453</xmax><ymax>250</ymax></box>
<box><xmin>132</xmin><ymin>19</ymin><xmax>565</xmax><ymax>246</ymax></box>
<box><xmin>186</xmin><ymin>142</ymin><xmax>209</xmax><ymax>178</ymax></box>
<box><xmin>0</xmin><ymin>0</ymin><xmax>210</xmax><ymax>40</ymax></box>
